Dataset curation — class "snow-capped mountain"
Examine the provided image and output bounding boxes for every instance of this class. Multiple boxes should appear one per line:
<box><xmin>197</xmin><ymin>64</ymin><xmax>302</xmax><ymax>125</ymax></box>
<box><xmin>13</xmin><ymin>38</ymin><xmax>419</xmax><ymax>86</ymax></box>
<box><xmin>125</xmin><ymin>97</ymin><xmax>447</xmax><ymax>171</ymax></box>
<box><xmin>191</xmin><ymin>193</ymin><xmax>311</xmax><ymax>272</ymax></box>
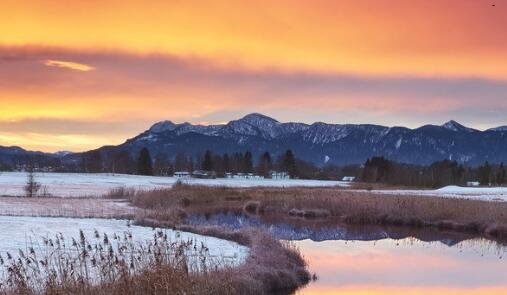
<box><xmin>4</xmin><ymin>113</ymin><xmax>507</xmax><ymax>167</ymax></box>
<box><xmin>488</xmin><ymin>125</ymin><xmax>507</xmax><ymax>132</ymax></box>
<box><xmin>441</xmin><ymin>120</ymin><xmax>477</xmax><ymax>133</ymax></box>
<box><xmin>88</xmin><ymin>113</ymin><xmax>507</xmax><ymax>166</ymax></box>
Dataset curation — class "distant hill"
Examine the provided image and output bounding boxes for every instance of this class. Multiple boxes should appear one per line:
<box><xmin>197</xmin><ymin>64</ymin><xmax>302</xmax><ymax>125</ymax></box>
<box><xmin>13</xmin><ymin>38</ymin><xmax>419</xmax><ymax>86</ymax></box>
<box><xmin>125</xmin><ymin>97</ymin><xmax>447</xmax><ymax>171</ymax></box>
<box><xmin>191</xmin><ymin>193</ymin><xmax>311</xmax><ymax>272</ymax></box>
<box><xmin>0</xmin><ymin>146</ymin><xmax>60</xmax><ymax>168</ymax></box>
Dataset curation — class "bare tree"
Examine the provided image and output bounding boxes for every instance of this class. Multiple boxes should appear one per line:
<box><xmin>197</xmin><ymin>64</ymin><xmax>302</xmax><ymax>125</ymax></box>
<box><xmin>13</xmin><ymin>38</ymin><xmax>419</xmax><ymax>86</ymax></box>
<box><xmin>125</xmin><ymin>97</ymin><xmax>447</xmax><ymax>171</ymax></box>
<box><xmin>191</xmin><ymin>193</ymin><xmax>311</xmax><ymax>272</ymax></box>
<box><xmin>25</xmin><ymin>163</ymin><xmax>41</xmax><ymax>198</ymax></box>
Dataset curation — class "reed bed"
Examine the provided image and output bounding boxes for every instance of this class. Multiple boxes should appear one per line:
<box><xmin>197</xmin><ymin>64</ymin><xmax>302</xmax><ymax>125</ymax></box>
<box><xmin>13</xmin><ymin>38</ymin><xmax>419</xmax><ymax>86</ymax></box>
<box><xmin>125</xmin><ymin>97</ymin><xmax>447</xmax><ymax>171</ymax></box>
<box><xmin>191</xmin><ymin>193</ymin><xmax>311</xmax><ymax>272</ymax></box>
<box><xmin>0</xmin><ymin>225</ymin><xmax>309</xmax><ymax>295</ymax></box>
<box><xmin>127</xmin><ymin>184</ymin><xmax>507</xmax><ymax>240</ymax></box>
<box><xmin>0</xmin><ymin>228</ymin><xmax>232</xmax><ymax>294</ymax></box>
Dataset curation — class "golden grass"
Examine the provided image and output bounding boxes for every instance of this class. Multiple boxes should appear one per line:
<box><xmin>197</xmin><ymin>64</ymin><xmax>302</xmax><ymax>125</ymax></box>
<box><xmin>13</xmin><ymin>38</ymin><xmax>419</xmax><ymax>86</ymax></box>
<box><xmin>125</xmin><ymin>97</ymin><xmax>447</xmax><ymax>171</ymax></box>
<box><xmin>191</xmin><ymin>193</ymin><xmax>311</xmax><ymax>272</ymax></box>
<box><xmin>1</xmin><ymin>226</ymin><xmax>309</xmax><ymax>295</ymax></box>
<box><xmin>128</xmin><ymin>184</ymin><xmax>507</xmax><ymax>240</ymax></box>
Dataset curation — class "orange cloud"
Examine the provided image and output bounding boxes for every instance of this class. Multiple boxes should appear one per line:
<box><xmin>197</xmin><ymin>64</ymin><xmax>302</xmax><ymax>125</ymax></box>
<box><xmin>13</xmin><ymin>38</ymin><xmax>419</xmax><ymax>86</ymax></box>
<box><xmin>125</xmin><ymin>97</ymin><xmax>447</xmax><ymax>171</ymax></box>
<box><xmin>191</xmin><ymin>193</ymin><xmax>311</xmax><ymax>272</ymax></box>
<box><xmin>1</xmin><ymin>1</ymin><xmax>507</xmax><ymax>151</ymax></box>
<box><xmin>1</xmin><ymin>0</ymin><xmax>507</xmax><ymax>79</ymax></box>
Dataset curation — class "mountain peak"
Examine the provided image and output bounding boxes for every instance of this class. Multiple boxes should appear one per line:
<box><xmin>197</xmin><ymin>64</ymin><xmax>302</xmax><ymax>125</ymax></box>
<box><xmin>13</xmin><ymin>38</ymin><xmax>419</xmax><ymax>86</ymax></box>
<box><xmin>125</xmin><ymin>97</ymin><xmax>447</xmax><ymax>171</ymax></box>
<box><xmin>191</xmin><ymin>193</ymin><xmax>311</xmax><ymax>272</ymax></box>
<box><xmin>442</xmin><ymin>120</ymin><xmax>476</xmax><ymax>132</ymax></box>
<box><xmin>149</xmin><ymin>120</ymin><xmax>177</xmax><ymax>133</ymax></box>
<box><xmin>240</xmin><ymin>113</ymin><xmax>279</xmax><ymax>124</ymax></box>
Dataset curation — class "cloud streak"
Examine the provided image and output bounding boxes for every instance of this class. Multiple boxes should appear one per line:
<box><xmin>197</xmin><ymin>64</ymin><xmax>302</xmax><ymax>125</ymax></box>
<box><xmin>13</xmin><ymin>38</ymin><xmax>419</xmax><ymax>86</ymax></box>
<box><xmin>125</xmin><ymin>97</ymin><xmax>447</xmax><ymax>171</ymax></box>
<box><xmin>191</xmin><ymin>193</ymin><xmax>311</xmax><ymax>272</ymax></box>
<box><xmin>43</xmin><ymin>59</ymin><xmax>95</xmax><ymax>71</ymax></box>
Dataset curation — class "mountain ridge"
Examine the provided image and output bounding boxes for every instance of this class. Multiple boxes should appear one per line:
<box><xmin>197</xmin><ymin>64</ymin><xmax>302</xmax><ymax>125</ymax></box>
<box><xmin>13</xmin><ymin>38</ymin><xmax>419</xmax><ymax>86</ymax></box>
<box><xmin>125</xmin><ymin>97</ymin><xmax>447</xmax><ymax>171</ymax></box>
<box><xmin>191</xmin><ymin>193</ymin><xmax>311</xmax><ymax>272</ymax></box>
<box><xmin>107</xmin><ymin>113</ymin><xmax>507</xmax><ymax>166</ymax></box>
<box><xmin>2</xmin><ymin>113</ymin><xmax>507</xmax><ymax>168</ymax></box>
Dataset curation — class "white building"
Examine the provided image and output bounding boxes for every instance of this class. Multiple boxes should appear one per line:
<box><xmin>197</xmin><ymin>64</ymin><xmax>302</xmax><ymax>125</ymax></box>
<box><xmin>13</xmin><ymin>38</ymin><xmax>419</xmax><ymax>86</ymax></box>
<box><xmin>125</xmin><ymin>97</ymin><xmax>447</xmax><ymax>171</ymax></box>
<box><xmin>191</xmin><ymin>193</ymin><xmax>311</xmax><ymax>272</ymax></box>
<box><xmin>342</xmin><ymin>176</ymin><xmax>356</xmax><ymax>182</ymax></box>
<box><xmin>271</xmin><ymin>171</ymin><xmax>290</xmax><ymax>180</ymax></box>
<box><xmin>174</xmin><ymin>171</ymin><xmax>190</xmax><ymax>178</ymax></box>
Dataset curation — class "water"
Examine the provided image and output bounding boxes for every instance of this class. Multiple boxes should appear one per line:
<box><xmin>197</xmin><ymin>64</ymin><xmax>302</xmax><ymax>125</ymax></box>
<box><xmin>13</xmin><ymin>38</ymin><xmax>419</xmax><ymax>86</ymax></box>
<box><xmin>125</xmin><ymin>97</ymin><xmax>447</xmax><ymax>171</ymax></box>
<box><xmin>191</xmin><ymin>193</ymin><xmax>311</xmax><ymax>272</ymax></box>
<box><xmin>188</xmin><ymin>213</ymin><xmax>507</xmax><ymax>294</ymax></box>
<box><xmin>297</xmin><ymin>238</ymin><xmax>506</xmax><ymax>294</ymax></box>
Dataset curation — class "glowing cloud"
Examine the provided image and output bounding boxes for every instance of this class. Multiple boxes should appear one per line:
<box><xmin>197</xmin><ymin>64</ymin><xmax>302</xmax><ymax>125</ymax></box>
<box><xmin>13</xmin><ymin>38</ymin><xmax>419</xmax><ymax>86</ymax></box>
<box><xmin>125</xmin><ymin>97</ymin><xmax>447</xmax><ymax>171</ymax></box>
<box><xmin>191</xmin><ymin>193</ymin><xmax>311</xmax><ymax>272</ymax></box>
<box><xmin>43</xmin><ymin>59</ymin><xmax>95</xmax><ymax>72</ymax></box>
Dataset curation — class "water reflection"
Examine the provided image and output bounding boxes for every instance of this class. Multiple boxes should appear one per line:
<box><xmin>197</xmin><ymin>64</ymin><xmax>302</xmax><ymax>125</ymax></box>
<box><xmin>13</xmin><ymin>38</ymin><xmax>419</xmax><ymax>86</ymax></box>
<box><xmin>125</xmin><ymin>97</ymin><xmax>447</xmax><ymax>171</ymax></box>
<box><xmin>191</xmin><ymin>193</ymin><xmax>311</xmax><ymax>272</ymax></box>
<box><xmin>188</xmin><ymin>213</ymin><xmax>507</xmax><ymax>294</ymax></box>
<box><xmin>297</xmin><ymin>238</ymin><xmax>507</xmax><ymax>294</ymax></box>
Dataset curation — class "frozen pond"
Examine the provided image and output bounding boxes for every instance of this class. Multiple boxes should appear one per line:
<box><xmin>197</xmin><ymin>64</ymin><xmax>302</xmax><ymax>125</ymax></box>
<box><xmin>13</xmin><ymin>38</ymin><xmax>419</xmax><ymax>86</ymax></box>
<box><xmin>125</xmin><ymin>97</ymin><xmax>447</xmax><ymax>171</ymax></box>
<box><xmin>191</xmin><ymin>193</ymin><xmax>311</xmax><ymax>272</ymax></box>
<box><xmin>0</xmin><ymin>172</ymin><xmax>347</xmax><ymax>197</ymax></box>
<box><xmin>0</xmin><ymin>215</ymin><xmax>248</xmax><ymax>266</ymax></box>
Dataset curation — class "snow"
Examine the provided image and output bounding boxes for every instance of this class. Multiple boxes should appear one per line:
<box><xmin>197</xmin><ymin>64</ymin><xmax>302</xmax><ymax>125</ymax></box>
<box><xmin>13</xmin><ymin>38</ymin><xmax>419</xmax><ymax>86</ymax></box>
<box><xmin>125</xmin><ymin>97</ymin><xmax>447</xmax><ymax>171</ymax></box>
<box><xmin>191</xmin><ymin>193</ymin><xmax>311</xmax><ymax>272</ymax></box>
<box><xmin>0</xmin><ymin>172</ymin><xmax>348</xmax><ymax>197</ymax></box>
<box><xmin>365</xmin><ymin>185</ymin><xmax>507</xmax><ymax>202</ymax></box>
<box><xmin>395</xmin><ymin>138</ymin><xmax>402</xmax><ymax>149</ymax></box>
<box><xmin>0</xmin><ymin>215</ymin><xmax>249</xmax><ymax>266</ymax></box>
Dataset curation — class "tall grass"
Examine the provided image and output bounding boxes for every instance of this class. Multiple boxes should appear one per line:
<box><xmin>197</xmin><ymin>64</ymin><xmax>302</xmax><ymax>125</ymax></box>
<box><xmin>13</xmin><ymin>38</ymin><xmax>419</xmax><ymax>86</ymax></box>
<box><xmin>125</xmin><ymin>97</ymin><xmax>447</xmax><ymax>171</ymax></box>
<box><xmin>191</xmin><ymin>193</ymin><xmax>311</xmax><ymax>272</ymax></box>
<box><xmin>0</xmin><ymin>225</ymin><xmax>309</xmax><ymax>294</ymax></box>
<box><xmin>126</xmin><ymin>184</ymin><xmax>507</xmax><ymax>240</ymax></box>
<box><xmin>0</xmin><ymin>229</ymin><xmax>231</xmax><ymax>294</ymax></box>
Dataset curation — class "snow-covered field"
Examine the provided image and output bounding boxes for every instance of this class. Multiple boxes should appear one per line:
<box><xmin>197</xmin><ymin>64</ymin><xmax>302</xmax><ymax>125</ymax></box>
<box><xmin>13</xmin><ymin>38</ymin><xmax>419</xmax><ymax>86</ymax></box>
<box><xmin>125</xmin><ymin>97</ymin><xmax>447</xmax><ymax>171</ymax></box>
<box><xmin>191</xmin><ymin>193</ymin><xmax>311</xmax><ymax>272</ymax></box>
<box><xmin>0</xmin><ymin>216</ymin><xmax>248</xmax><ymax>266</ymax></box>
<box><xmin>366</xmin><ymin>185</ymin><xmax>507</xmax><ymax>202</ymax></box>
<box><xmin>0</xmin><ymin>172</ymin><xmax>347</xmax><ymax>197</ymax></box>
<box><xmin>0</xmin><ymin>197</ymin><xmax>136</xmax><ymax>217</ymax></box>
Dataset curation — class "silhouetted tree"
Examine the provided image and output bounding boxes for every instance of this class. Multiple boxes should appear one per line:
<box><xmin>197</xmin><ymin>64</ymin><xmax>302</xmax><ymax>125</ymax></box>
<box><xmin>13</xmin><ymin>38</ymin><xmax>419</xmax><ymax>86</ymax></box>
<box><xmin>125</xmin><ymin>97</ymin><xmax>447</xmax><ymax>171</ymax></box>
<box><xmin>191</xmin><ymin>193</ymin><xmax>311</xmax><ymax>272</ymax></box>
<box><xmin>24</xmin><ymin>162</ymin><xmax>41</xmax><ymax>198</ymax></box>
<box><xmin>81</xmin><ymin>150</ymin><xmax>102</xmax><ymax>173</ymax></box>
<box><xmin>478</xmin><ymin>161</ymin><xmax>492</xmax><ymax>186</ymax></box>
<box><xmin>281</xmin><ymin>149</ymin><xmax>297</xmax><ymax>178</ymax></box>
<box><xmin>496</xmin><ymin>162</ymin><xmax>506</xmax><ymax>185</ymax></box>
<box><xmin>202</xmin><ymin>150</ymin><xmax>214</xmax><ymax>171</ymax></box>
<box><xmin>222</xmin><ymin>153</ymin><xmax>231</xmax><ymax>173</ymax></box>
<box><xmin>243</xmin><ymin>151</ymin><xmax>253</xmax><ymax>173</ymax></box>
<box><xmin>112</xmin><ymin>150</ymin><xmax>134</xmax><ymax>174</ymax></box>
<box><xmin>256</xmin><ymin>151</ymin><xmax>272</xmax><ymax>177</ymax></box>
<box><xmin>153</xmin><ymin>152</ymin><xmax>172</xmax><ymax>176</ymax></box>
<box><xmin>137</xmin><ymin>148</ymin><xmax>153</xmax><ymax>176</ymax></box>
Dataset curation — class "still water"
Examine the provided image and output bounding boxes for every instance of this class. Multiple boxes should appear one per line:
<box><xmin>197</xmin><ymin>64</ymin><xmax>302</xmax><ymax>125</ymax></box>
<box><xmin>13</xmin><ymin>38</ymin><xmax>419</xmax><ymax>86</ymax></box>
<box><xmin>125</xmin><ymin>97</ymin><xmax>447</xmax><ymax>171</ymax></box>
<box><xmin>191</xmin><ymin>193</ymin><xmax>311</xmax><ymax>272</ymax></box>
<box><xmin>189</xmin><ymin>213</ymin><xmax>507</xmax><ymax>294</ymax></box>
<box><xmin>296</xmin><ymin>238</ymin><xmax>506</xmax><ymax>294</ymax></box>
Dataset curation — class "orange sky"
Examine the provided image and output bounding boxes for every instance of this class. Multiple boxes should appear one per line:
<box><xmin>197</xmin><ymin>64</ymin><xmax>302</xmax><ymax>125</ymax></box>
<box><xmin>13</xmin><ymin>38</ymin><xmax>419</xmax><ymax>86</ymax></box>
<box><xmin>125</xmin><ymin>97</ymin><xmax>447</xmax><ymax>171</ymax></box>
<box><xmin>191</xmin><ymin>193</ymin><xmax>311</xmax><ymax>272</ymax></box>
<box><xmin>1</xmin><ymin>0</ymin><xmax>507</xmax><ymax>151</ymax></box>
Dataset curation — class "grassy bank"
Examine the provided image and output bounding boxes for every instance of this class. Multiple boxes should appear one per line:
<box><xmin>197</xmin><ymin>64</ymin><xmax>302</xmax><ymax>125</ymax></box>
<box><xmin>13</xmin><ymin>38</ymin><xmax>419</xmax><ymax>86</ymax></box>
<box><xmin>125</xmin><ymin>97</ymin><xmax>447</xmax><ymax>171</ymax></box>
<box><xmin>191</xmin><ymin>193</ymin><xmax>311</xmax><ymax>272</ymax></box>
<box><xmin>128</xmin><ymin>184</ymin><xmax>507</xmax><ymax>240</ymax></box>
<box><xmin>2</xmin><ymin>225</ymin><xmax>309</xmax><ymax>295</ymax></box>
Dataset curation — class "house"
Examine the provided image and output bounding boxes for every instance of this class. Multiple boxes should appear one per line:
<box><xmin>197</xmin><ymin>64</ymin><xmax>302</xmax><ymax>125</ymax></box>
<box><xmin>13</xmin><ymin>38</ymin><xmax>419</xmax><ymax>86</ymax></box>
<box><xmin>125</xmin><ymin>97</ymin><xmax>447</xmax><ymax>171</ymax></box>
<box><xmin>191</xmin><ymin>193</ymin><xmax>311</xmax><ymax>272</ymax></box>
<box><xmin>192</xmin><ymin>170</ymin><xmax>217</xmax><ymax>179</ymax></box>
<box><xmin>466</xmin><ymin>181</ymin><xmax>480</xmax><ymax>187</ymax></box>
<box><xmin>227</xmin><ymin>172</ymin><xmax>264</xmax><ymax>180</ymax></box>
<box><xmin>342</xmin><ymin>176</ymin><xmax>356</xmax><ymax>182</ymax></box>
<box><xmin>174</xmin><ymin>171</ymin><xmax>190</xmax><ymax>178</ymax></box>
<box><xmin>271</xmin><ymin>171</ymin><xmax>290</xmax><ymax>180</ymax></box>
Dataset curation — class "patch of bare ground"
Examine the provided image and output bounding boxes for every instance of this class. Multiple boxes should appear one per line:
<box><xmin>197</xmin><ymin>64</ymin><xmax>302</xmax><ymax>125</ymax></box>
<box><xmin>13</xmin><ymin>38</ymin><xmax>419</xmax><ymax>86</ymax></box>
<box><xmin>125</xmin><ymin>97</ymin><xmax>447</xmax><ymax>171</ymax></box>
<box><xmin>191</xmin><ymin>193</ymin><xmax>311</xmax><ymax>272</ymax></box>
<box><xmin>128</xmin><ymin>184</ymin><xmax>507</xmax><ymax>241</ymax></box>
<box><xmin>0</xmin><ymin>197</ymin><xmax>136</xmax><ymax>218</ymax></box>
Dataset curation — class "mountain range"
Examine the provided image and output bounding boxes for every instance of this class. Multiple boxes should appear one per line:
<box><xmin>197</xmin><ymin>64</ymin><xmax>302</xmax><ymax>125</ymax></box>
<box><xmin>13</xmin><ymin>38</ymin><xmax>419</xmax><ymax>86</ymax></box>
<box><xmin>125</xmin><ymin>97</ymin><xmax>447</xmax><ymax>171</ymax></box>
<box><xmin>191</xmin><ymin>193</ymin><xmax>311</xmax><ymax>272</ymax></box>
<box><xmin>1</xmin><ymin>113</ymin><xmax>507</xmax><ymax>168</ymax></box>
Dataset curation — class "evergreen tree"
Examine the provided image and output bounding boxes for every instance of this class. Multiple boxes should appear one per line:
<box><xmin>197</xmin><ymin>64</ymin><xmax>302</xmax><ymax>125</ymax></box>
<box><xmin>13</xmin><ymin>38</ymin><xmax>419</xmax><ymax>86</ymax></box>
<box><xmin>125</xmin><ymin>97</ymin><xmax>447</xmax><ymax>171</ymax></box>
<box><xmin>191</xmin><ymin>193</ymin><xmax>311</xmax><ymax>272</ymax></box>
<box><xmin>243</xmin><ymin>151</ymin><xmax>253</xmax><ymax>173</ymax></box>
<box><xmin>213</xmin><ymin>154</ymin><xmax>224</xmax><ymax>177</ymax></box>
<box><xmin>82</xmin><ymin>150</ymin><xmax>102</xmax><ymax>173</ymax></box>
<box><xmin>153</xmin><ymin>153</ymin><xmax>171</xmax><ymax>176</ymax></box>
<box><xmin>136</xmin><ymin>148</ymin><xmax>153</xmax><ymax>176</ymax></box>
<box><xmin>478</xmin><ymin>161</ymin><xmax>491</xmax><ymax>186</ymax></box>
<box><xmin>112</xmin><ymin>150</ymin><xmax>134</xmax><ymax>174</ymax></box>
<box><xmin>202</xmin><ymin>150</ymin><xmax>214</xmax><ymax>171</ymax></box>
<box><xmin>282</xmin><ymin>149</ymin><xmax>297</xmax><ymax>178</ymax></box>
<box><xmin>223</xmin><ymin>153</ymin><xmax>231</xmax><ymax>173</ymax></box>
<box><xmin>256</xmin><ymin>151</ymin><xmax>272</xmax><ymax>177</ymax></box>
<box><xmin>174</xmin><ymin>153</ymin><xmax>187</xmax><ymax>172</ymax></box>
<box><xmin>496</xmin><ymin>162</ymin><xmax>506</xmax><ymax>185</ymax></box>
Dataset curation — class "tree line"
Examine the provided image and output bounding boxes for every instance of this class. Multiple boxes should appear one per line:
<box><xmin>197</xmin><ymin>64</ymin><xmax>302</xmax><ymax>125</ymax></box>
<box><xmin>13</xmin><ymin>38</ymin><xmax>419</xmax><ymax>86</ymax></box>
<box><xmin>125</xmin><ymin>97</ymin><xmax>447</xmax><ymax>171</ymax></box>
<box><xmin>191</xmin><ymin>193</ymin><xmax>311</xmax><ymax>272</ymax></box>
<box><xmin>78</xmin><ymin>148</ymin><xmax>326</xmax><ymax>179</ymax></box>
<box><xmin>361</xmin><ymin>156</ymin><xmax>506</xmax><ymax>187</ymax></box>
<box><xmin>2</xmin><ymin>148</ymin><xmax>506</xmax><ymax>187</ymax></box>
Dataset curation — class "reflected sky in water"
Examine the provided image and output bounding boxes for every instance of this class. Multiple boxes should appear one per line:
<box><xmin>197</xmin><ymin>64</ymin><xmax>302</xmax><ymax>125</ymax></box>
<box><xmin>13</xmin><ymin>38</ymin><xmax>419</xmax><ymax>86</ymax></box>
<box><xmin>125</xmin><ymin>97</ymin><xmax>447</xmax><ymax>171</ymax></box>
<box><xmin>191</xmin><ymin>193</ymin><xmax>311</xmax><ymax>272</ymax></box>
<box><xmin>188</xmin><ymin>213</ymin><xmax>507</xmax><ymax>294</ymax></box>
<box><xmin>297</xmin><ymin>238</ymin><xmax>507</xmax><ymax>295</ymax></box>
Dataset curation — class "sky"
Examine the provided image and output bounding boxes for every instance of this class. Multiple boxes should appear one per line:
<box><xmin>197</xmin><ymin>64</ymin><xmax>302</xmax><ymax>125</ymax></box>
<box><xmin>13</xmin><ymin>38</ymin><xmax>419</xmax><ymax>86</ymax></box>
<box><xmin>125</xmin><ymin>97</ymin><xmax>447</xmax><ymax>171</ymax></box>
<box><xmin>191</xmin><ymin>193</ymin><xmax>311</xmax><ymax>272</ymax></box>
<box><xmin>1</xmin><ymin>0</ymin><xmax>507</xmax><ymax>152</ymax></box>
